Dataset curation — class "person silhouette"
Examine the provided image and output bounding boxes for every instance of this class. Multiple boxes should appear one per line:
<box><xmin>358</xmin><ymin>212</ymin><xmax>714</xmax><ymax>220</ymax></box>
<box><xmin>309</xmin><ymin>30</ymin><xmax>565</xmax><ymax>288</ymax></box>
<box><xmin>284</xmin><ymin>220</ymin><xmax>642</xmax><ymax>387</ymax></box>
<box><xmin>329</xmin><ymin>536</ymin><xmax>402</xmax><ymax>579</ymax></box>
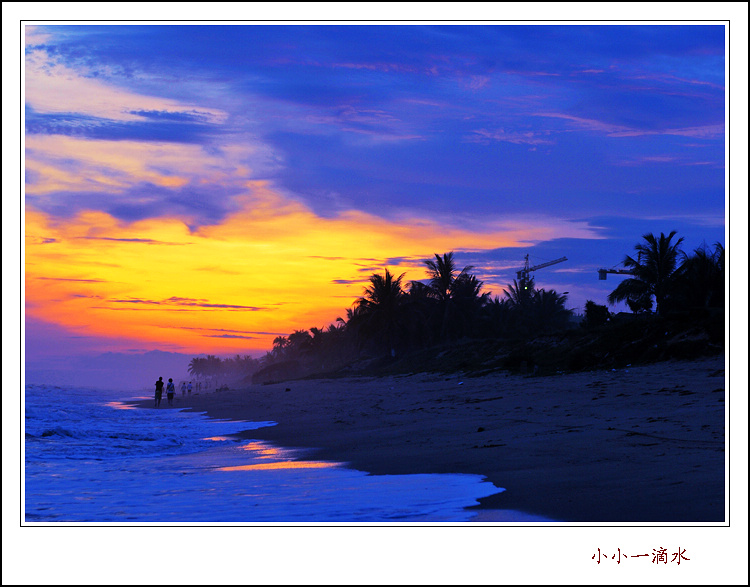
<box><xmin>154</xmin><ymin>377</ymin><xmax>164</xmax><ymax>407</ymax></box>
<box><xmin>166</xmin><ymin>378</ymin><xmax>175</xmax><ymax>406</ymax></box>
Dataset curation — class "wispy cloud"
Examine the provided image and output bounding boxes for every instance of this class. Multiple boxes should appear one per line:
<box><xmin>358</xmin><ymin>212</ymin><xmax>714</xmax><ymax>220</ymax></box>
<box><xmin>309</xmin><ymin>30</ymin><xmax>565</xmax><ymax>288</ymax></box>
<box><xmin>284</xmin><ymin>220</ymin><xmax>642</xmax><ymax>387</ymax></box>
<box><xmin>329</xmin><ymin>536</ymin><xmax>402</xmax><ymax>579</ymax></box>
<box><xmin>24</xmin><ymin>134</ymin><xmax>268</xmax><ymax>224</ymax></box>
<box><xmin>35</xmin><ymin>277</ymin><xmax>107</xmax><ymax>283</ymax></box>
<box><xmin>330</xmin><ymin>61</ymin><xmax>427</xmax><ymax>75</ymax></box>
<box><xmin>607</xmin><ymin>123</ymin><xmax>724</xmax><ymax>139</ymax></box>
<box><xmin>534</xmin><ymin>112</ymin><xmax>724</xmax><ymax>140</ymax></box>
<box><xmin>110</xmin><ymin>297</ymin><xmax>270</xmax><ymax>311</ymax></box>
<box><xmin>614</xmin><ymin>154</ymin><xmax>721</xmax><ymax>168</ymax></box>
<box><xmin>465</xmin><ymin>75</ymin><xmax>490</xmax><ymax>90</ymax></box>
<box><xmin>25</xmin><ymin>45</ymin><xmax>227</xmax><ymax>124</ymax></box>
<box><xmin>75</xmin><ymin>237</ymin><xmax>186</xmax><ymax>245</ymax></box>
<box><xmin>533</xmin><ymin>112</ymin><xmax>633</xmax><ymax>135</ymax></box>
<box><xmin>202</xmin><ymin>333</ymin><xmax>259</xmax><ymax>339</ymax></box>
<box><xmin>503</xmin><ymin>70</ymin><xmax>562</xmax><ymax>77</ymax></box>
<box><xmin>467</xmin><ymin>128</ymin><xmax>554</xmax><ymax>146</ymax></box>
<box><xmin>178</xmin><ymin>326</ymin><xmax>277</xmax><ymax>336</ymax></box>
<box><xmin>628</xmin><ymin>72</ymin><xmax>724</xmax><ymax>92</ymax></box>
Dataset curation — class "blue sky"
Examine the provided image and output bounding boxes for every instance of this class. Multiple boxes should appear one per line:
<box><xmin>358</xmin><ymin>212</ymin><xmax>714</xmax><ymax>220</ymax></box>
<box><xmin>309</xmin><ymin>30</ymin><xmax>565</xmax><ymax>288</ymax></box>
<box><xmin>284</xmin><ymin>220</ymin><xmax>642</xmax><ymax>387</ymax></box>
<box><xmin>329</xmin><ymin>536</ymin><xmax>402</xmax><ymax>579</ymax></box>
<box><xmin>26</xmin><ymin>24</ymin><xmax>725</xmax><ymax>226</ymax></box>
<box><xmin>19</xmin><ymin>20</ymin><xmax>732</xmax><ymax>367</ymax></box>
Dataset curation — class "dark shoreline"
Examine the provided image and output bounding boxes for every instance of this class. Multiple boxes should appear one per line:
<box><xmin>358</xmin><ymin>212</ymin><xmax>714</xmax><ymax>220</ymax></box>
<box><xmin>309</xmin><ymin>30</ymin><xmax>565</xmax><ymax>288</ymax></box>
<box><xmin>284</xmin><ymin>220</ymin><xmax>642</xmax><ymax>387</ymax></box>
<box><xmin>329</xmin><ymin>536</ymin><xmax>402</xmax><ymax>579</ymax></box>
<box><xmin>132</xmin><ymin>354</ymin><xmax>725</xmax><ymax>523</ymax></box>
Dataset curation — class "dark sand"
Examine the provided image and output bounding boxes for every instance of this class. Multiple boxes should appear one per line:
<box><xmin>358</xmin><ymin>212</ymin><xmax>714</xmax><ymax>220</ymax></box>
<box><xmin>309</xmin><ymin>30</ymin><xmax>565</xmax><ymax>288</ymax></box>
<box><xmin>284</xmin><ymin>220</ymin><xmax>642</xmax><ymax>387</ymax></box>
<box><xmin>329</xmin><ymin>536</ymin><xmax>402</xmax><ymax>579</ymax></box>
<box><xmin>135</xmin><ymin>354</ymin><xmax>726</xmax><ymax>522</ymax></box>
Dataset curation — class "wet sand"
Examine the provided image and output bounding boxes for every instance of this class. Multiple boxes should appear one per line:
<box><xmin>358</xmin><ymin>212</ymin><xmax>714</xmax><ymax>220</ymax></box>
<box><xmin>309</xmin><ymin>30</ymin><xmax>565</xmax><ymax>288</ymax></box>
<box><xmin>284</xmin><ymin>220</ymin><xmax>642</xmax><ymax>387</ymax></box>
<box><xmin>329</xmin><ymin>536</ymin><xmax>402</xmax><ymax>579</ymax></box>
<box><xmin>135</xmin><ymin>354</ymin><xmax>726</xmax><ymax>522</ymax></box>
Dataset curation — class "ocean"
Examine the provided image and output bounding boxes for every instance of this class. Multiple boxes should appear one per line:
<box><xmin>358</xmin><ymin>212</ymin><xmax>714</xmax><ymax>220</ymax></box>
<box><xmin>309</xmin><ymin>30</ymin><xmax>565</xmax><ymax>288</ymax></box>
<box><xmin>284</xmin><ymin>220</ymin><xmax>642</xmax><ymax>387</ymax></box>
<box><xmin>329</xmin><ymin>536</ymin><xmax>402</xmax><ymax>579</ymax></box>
<box><xmin>24</xmin><ymin>384</ymin><xmax>531</xmax><ymax>523</ymax></box>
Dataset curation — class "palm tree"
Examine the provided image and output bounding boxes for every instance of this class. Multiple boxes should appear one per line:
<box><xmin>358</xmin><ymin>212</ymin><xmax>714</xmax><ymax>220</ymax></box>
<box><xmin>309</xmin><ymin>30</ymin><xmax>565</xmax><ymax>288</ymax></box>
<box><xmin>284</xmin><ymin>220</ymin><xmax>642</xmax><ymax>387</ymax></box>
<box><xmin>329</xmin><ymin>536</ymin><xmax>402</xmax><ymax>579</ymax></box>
<box><xmin>424</xmin><ymin>252</ymin><xmax>474</xmax><ymax>302</ymax></box>
<box><xmin>479</xmin><ymin>295</ymin><xmax>512</xmax><ymax>338</ymax></box>
<box><xmin>449</xmin><ymin>273</ymin><xmax>491</xmax><ymax>338</ymax></box>
<box><xmin>532</xmin><ymin>288</ymin><xmax>573</xmax><ymax>332</ymax></box>
<box><xmin>355</xmin><ymin>268</ymin><xmax>406</xmax><ymax>355</ymax></box>
<box><xmin>503</xmin><ymin>277</ymin><xmax>535</xmax><ymax>312</ymax></box>
<box><xmin>272</xmin><ymin>335</ymin><xmax>290</xmax><ymax>358</ymax></box>
<box><xmin>502</xmin><ymin>278</ymin><xmax>571</xmax><ymax>335</ymax></box>
<box><xmin>607</xmin><ymin>231</ymin><xmax>685</xmax><ymax>315</ymax></box>
<box><xmin>397</xmin><ymin>279</ymin><xmax>438</xmax><ymax>348</ymax></box>
<box><xmin>423</xmin><ymin>252</ymin><xmax>475</xmax><ymax>339</ymax></box>
<box><xmin>337</xmin><ymin>306</ymin><xmax>367</xmax><ymax>353</ymax></box>
<box><xmin>673</xmin><ymin>242</ymin><xmax>725</xmax><ymax>310</ymax></box>
<box><xmin>187</xmin><ymin>357</ymin><xmax>203</xmax><ymax>377</ymax></box>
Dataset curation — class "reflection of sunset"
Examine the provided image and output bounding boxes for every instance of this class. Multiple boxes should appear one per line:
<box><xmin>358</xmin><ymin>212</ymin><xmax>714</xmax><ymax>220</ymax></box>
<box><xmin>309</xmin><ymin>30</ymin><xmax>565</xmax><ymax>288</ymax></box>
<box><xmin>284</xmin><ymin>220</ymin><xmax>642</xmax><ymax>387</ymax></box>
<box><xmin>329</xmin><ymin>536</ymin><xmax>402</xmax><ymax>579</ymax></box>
<box><xmin>221</xmin><ymin>441</ymin><xmax>342</xmax><ymax>470</ymax></box>
<box><xmin>105</xmin><ymin>401</ymin><xmax>137</xmax><ymax>410</ymax></box>
<box><xmin>217</xmin><ymin>461</ymin><xmax>343</xmax><ymax>471</ymax></box>
<box><xmin>26</xmin><ymin>187</ymin><xmax>580</xmax><ymax>355</ymax></box>
<box><xmin>241</xmin><ymin>442</ymin><xmax>283</xmax><ymax>457</ymax></box>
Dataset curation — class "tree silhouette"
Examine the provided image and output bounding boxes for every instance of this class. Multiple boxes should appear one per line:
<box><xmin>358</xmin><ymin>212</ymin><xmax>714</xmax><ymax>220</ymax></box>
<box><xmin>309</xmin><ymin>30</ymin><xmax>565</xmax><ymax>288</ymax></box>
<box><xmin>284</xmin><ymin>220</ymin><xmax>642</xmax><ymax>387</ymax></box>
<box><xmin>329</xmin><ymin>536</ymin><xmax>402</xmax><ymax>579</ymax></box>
<box><xmin>502</xmin><ymin>277</ymin><xmax>571</xmax><ymax>335</ymax></box>
<box><xmin>673</xmin><ymin>242</ymin><xmax>725</xmax><ymax>311</ymax></box>
<box><xmin>449</xmin><ymin>273</ymin><xmax>491</xmax><ymax>338</ymax></box>
<box><xmin>423</xmin><ymin>252</ymin><xmax>476</xmax><ymax>339</ymax></box>
<box><xmin>424</xmin><ymin>252</ymin><xmax>473</xmax><ymax>301</ymax></box>
<box><xmin>531</xmin><ymin>288</ymin><xmax>573</xmax><ymax>332</ymax></box>
<box><xmin>607</xmin><ymin>231</ymin><xmax>685</xmax><ymax>315</ymax></box>
<box><xmin>355</xmin><ymin>268</ymin><xmax>406</xmax><ymax>355</ymax></box>
<box><xmin>187</xmin><ymin>357</ymin><xmax>201</xmax><ymax>377</ymax></box>
<box><xmin>503</xmin><ymin>277</ymin><xmax>535</xmax><ymax>311</ymax></box>
<box><xmin>272</xmin><ymin>335</ymin><xmax>290</xmax><ymax>358</ymax></box>
<box><xmin>583</xmin><ymin>300</ymin><xmax>610</xmax><ymax>328</ymax></box>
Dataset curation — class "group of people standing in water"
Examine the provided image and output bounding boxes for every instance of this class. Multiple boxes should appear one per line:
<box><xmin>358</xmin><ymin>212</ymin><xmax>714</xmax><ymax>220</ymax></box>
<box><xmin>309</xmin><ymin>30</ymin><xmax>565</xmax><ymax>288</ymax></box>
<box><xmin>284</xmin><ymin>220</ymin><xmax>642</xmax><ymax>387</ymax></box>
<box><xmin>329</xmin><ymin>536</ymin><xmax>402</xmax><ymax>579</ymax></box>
<box><xmin>154</xmin><ymin>377</ymin><xmax>200</xmax><ymax>407</ymax></box>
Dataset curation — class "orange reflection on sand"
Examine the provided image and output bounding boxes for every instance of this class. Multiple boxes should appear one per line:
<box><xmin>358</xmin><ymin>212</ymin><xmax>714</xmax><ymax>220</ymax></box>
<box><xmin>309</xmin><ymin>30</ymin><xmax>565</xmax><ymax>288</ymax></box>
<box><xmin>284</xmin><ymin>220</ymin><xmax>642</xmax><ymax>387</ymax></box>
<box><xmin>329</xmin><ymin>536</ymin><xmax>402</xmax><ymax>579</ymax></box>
<box><xmin>217</xmin><ymin>461</ymin><xmax>342</xmax><ymax>472</ymax></box>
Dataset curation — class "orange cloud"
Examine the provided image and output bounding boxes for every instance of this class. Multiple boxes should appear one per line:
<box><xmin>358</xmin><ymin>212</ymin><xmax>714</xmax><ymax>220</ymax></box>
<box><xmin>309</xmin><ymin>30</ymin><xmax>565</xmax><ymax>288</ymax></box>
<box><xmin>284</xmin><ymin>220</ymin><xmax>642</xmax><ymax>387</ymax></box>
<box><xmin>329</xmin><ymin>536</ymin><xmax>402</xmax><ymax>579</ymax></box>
<box><xmin>155</xmin><ymin>176</ymin><xmax>190</xmax><ymax>188</ymax></box>
<box><xmin>25</xmin><ymin>185</ymin><xmax>600</xmax><ymax>354</ymax></box>
<box><xmin>24</xmin><ymin>135</ymin><xmax>252</xmax><ymax>196</ymax></box>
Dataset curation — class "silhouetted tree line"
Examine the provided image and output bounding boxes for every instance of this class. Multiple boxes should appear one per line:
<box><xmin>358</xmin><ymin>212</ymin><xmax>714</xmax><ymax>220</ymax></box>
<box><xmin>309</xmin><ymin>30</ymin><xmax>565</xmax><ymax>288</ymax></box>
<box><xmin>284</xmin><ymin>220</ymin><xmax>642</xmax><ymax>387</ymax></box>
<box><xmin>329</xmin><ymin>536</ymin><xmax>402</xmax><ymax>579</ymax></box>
<box><xmin>187</xmin><ymin>354</ymin><xmax>261</xmax><ymax>385</ymax></box>
<box><xmin>583</xmin><ymin>231</ymin><xmax>724</xmax><ymax>326</ymax></box>
<box><xmin>251</xmin><ymin>251</ymin><xmax>573</xmax><ymax>377</ymax></box>
<box><xmin>190</xmin><ymin>233</ymin><xmax>724</xmax><ymax>381</ymax></box>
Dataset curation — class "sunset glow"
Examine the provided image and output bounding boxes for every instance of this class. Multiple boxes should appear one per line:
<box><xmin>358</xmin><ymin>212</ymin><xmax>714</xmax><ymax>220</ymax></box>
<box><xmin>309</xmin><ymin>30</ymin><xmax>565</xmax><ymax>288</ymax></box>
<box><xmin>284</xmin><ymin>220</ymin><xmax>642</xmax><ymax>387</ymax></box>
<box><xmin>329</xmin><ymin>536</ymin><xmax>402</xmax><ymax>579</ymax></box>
<box><xmin>22</xmin><ymin>23</ymin><xmax>726</xmax><ymax>367</ymax></box>
<box><xmin>25</xmin><ymin>186</ymin><xmax>600</xmax><ymax>354</ymax></box>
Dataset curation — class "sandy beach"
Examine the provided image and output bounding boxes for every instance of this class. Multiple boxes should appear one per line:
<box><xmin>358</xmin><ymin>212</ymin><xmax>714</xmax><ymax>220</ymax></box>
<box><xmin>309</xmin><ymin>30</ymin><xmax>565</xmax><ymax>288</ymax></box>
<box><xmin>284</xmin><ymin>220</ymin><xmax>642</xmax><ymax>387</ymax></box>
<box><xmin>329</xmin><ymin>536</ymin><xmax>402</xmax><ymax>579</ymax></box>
<box><xmin>135</xmin><ymin>354</ymin><xmax>726</xmax><ymax>522</ymax></box>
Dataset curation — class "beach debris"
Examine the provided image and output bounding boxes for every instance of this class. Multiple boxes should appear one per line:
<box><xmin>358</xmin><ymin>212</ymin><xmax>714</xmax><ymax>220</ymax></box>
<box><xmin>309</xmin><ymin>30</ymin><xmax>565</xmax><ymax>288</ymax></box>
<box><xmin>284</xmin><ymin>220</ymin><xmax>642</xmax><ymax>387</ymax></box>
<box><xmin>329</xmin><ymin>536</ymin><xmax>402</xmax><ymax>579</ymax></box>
<box><xmin>477</xmin><ymin>427</ymin><xmax>485</xmax><ymax>432</ymax></box>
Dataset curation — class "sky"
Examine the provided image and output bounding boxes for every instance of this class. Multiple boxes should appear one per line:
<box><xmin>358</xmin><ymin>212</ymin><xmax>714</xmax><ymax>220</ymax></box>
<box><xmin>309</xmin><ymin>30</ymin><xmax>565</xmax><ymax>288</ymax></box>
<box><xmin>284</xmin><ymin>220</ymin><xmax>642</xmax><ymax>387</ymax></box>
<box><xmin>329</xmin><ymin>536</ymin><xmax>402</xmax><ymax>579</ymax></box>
<box><xmin>7</xmin><ymin>9</ymin><xmax>749</xmax><ymax>582</ymax></box>
<box><xmin>19</xmin><ymin>20</ymin><xmax>732</xmax><ymax>379</ymax></box>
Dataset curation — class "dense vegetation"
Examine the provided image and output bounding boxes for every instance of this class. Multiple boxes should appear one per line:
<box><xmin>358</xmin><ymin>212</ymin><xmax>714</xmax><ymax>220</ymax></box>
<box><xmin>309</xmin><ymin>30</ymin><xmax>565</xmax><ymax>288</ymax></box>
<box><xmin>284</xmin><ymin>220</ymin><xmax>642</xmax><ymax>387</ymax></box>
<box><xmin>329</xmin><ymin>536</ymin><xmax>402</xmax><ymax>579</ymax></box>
<box><xmin>186</xmin><ymin>232</ymin><xmax>725</xmax><ymax>385</ymax></box>
<box><xmin>186</xmin><ymin>354</ymin><xmax>262</xmax><ymax>389</ymax></box>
